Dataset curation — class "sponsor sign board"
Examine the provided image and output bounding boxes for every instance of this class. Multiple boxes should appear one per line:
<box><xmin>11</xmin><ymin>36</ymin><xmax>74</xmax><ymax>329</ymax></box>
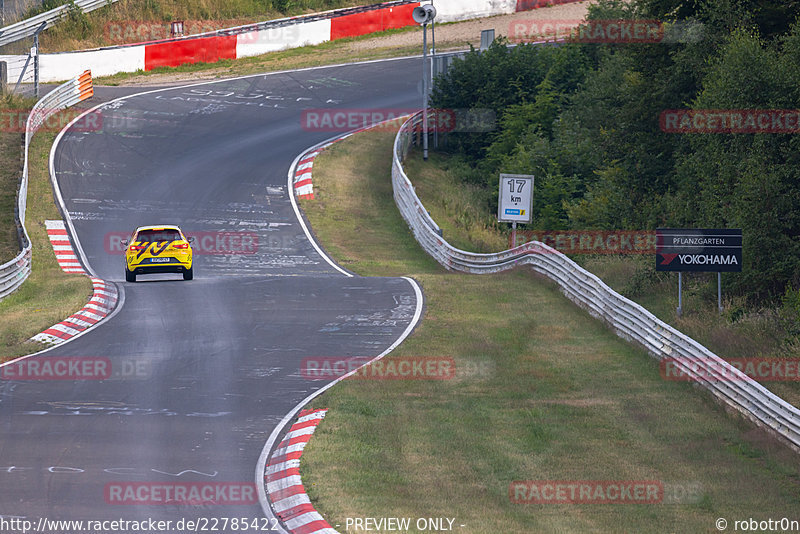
<box><xmin>656</xmin><ymin>228</ymin><xmax>742</xmax><ymax>272</ymax></box>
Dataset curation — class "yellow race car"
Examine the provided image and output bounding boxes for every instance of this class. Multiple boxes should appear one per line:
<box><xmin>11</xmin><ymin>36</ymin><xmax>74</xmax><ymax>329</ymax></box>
<box><xmin>122</xmin><ymin>225</ymin><xmax>194</xmax><ymax>282</ymax></box>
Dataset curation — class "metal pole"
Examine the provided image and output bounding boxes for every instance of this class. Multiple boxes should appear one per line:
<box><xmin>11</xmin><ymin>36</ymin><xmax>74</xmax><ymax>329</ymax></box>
<box><xmin>14</xmin><ymin>53</ymin><xmax>31</xmax><ymax>94</ymax></box>
<box><xmin>718</xmin><ymin>272</ymin><xmax>723</xmax><ymax>313</ymax></box>
<box><xmin>33</xmin><ymin>33</ymin><xmax>39</xmax><ymax>99</ymax></box>
<box><xmin>430</xmin><ymin>1</ymin><xmax>435</xmax><ymax>55</ymax></box>
<box><xmin>512</xmin><ymin>222</ymin><xmax>517</xmax><ymax>248</ymax></box>
<box><xmin>422</xmin><ymin>22</ymin><xmax>429</xmax><ymax>161</ymax></box>
<box><xmin>430</xmin><ymin>1</ymin><xmax>438</xmax><ymax>150</ymax></box>
<box><xmin>0</xmin><ymin>61</ymin><xmax>6</xmax><ymax>96</ymax></box>
<box><xmin>430</xmin><ymin>19</ymin><xmax>438</xmax><ymax>151</ymax></box>
<box><xmin>677</xmin><ymin>272</ymin><xmax>683</xmax><ymax>317</ymax></box>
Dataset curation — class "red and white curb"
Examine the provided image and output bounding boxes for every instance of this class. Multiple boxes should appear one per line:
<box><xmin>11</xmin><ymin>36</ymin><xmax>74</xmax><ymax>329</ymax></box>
<box><xmin>292</xmin><ymin>124</ymin><xmax>389</xmax><ymax>200</ymax></box>
<box><xmin>293</xmin><ymin>143</ymin><xmax>335</xmax><ymax>200</ymax></box>
<box><xmin>265</xmin><ymin>409</ymin><xmax>338</xmax><ymax>534</ymax></box>
<box><xmin>45</xmin><ymin>220</ymin><xmax>85</xmax><ymax>274</ymax></box>
<box><xmin>30</xmin><ymin>220</ymin><xmax>118</xmax><ymax>345</ymax></box>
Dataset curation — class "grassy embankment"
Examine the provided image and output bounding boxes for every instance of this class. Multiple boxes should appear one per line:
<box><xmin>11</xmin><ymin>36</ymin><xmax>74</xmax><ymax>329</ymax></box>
<box><xmin>393</xmin><ymin>149</ymin><xmax>800</xmax><ymax>407</ymax></box>
<box><xmin>296</xmin><ymin>129</ymin><xmax>800</xmax><ymax>533</ymax></box>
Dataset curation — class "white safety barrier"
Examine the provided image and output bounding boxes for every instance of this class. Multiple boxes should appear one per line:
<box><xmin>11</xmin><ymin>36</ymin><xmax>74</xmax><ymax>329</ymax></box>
<box><xmin>392</xmin><ymin>111</ymin><xmax>800</xmax><ymax>452</ymax></box>
<box><xmin>434</xmin><ymin>0</ymin><xmax>516</xmax><ymax>23</ymax></box>
<box><xmin>0</xmin><ymin>70</ymin><xmax>93</xmax><ymax>301</ymax></box>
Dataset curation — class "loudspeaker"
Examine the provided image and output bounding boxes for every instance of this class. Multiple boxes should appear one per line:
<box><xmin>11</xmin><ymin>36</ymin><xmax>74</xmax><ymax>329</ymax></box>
<box><xmin>412</xmin><ymin>4</ymin><xmax>437</xmax><ymax>24</ymax></box>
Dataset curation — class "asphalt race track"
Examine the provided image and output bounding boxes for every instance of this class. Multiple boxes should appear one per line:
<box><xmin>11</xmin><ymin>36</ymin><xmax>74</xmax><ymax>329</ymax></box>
<box><xmin>0</xmin><ymin>58</ymin><xmax>424</xmax><ymax>530</ymax></box>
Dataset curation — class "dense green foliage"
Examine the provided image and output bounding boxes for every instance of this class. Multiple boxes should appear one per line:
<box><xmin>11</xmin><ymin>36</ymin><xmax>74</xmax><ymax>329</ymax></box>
<box><xmin>431</xmin><ymin>0</ymin><xmax>800</xmax><ymax>302</ymax></box>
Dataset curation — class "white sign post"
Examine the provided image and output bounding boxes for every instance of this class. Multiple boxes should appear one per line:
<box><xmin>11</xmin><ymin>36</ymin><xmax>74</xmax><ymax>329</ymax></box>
<box><xmin>498</xmin><ymin>173</ymin><xmax>534</xmax><ymax>247</ymax></box>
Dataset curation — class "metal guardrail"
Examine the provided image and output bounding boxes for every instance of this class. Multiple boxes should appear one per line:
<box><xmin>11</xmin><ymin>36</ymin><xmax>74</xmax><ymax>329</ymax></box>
<box><xmin>0</xmin><ymin>69</ymin><xmax>93</xmax><ymax>301</ymax></box>
<box><xmin>0</xmin><ymin>0</ymin><xmax>118</xmax><ymax>48</ymax></box>
<box><xmin>392</xmin><ymin>111</ymin><xmax>800</xmax><ymax>453</ymax></box>
<box><xmin>192</xmin><ymin>0</ymin><xmax>418</xmax><ymax>40</ymax></box>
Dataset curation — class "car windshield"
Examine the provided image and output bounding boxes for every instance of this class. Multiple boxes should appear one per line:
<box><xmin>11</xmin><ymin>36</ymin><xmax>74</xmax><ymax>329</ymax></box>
<box><xmin>136</xmin><ymin>229</ymin><xmax>182</xmax><ymax>243</ymax></box>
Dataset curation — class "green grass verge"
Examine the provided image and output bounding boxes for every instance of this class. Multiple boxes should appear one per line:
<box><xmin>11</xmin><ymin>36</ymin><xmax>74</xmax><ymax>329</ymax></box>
<box><xmin>0</xmin><ymin>114</ymin><xmax>93</xmax><ymax>361</ymax></box>
<box><xmin>297</xmin><ymin>129</ymin><xmax>800</xmax><ymax>533</ymax></box>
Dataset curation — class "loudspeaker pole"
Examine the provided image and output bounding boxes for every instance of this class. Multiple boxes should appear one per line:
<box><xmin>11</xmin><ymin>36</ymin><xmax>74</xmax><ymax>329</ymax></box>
<box><xmin>422</xmin><ymin>23</ymin><xmax>429</xmax><ymax>160</ymax></box>
<box><xmin>412</xmin><ymin>3</ymin><xmax>437</xmax><ymax>162</ymax></box>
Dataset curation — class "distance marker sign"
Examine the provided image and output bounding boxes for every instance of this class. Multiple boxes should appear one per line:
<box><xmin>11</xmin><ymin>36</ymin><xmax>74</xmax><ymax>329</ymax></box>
<box><xmin>656</xmin><ymin>228</ymin><xmax>742</xmax><ymax>272</ymax></box>
<box><xmin>498</xmin><ymin>174</ymin><xmax>534</xmax><ymax>224</ymax></box>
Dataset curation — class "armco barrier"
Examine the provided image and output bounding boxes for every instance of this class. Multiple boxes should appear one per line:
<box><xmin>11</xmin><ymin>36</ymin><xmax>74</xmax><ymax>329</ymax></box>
<box><xmin>0</xmin><ymin>0</ymin><xmax>119</xmax><ymax>48</ymax></box>
<box><xmin>0</xmin><ymin>70</ymin><xmax>93</xmax><ymax>301</ymax></box>
<box><xmin>392</xmin><ymin>111</ymin><xmax>800</xmax><ymax>453</ymax></box>
<box><xmin>0</xmin><ymin>0</ymin><xmax>583</xmax><ymax>82</ymax></box>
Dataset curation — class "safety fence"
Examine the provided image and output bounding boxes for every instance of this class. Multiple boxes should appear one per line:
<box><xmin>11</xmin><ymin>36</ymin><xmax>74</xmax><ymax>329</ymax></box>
<box><xmin>392</xmin><ymin>111</ymin><xmax>800</xmax><ymax>452</ymax></box>
<box><xmin>0</xmin><ymin>69</ymin><xmax>93</xmax><ymax>301</ymax></box>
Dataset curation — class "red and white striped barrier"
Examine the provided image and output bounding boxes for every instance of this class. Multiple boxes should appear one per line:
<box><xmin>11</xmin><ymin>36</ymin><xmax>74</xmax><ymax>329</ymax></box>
<box><xmin>31</xmin><ymin>220</ymin><xmax>118</xmax><ymax>345</ymax></box>
<box><xmin>265</xmin><ymin>409</ymin><xmax>335</xmax><ymax>534</ymax></box>
<box><xmin>45</xmin><ymin>220</ymin><xmax>84</xmax><ymax>274</ymax></box>
<box><xmin>293</xmin><ymin>142</ymin><xmax>336</xmax><ymax>200</ymax></box>
<box><xmin>5</xmin><ymin>0</ymin><xmax>583</xmax><ymax>82</ymax></box>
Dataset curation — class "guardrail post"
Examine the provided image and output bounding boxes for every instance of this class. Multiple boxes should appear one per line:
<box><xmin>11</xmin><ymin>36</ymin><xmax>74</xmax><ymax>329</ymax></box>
<box><xmin>33</xmin><ymin>32</ymin><xmax>39</xmax><ymax>99</ymax></box>
<box><xmin>0</xmin><ymin>61</ymin><xmax>6</xmax><ymax>96</ymax></box>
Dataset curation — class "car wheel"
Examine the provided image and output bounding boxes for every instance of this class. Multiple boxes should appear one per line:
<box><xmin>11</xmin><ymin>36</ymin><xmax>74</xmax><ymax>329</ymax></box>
<box><xmin>183</xmin><ymin>267</ymin><xmax>193</xmax><ymax>281</ymax></box>
<box><xmin>125</xmin><ymin>268</ymin><xmax>136</xmax><ymax>282</ymax></box>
